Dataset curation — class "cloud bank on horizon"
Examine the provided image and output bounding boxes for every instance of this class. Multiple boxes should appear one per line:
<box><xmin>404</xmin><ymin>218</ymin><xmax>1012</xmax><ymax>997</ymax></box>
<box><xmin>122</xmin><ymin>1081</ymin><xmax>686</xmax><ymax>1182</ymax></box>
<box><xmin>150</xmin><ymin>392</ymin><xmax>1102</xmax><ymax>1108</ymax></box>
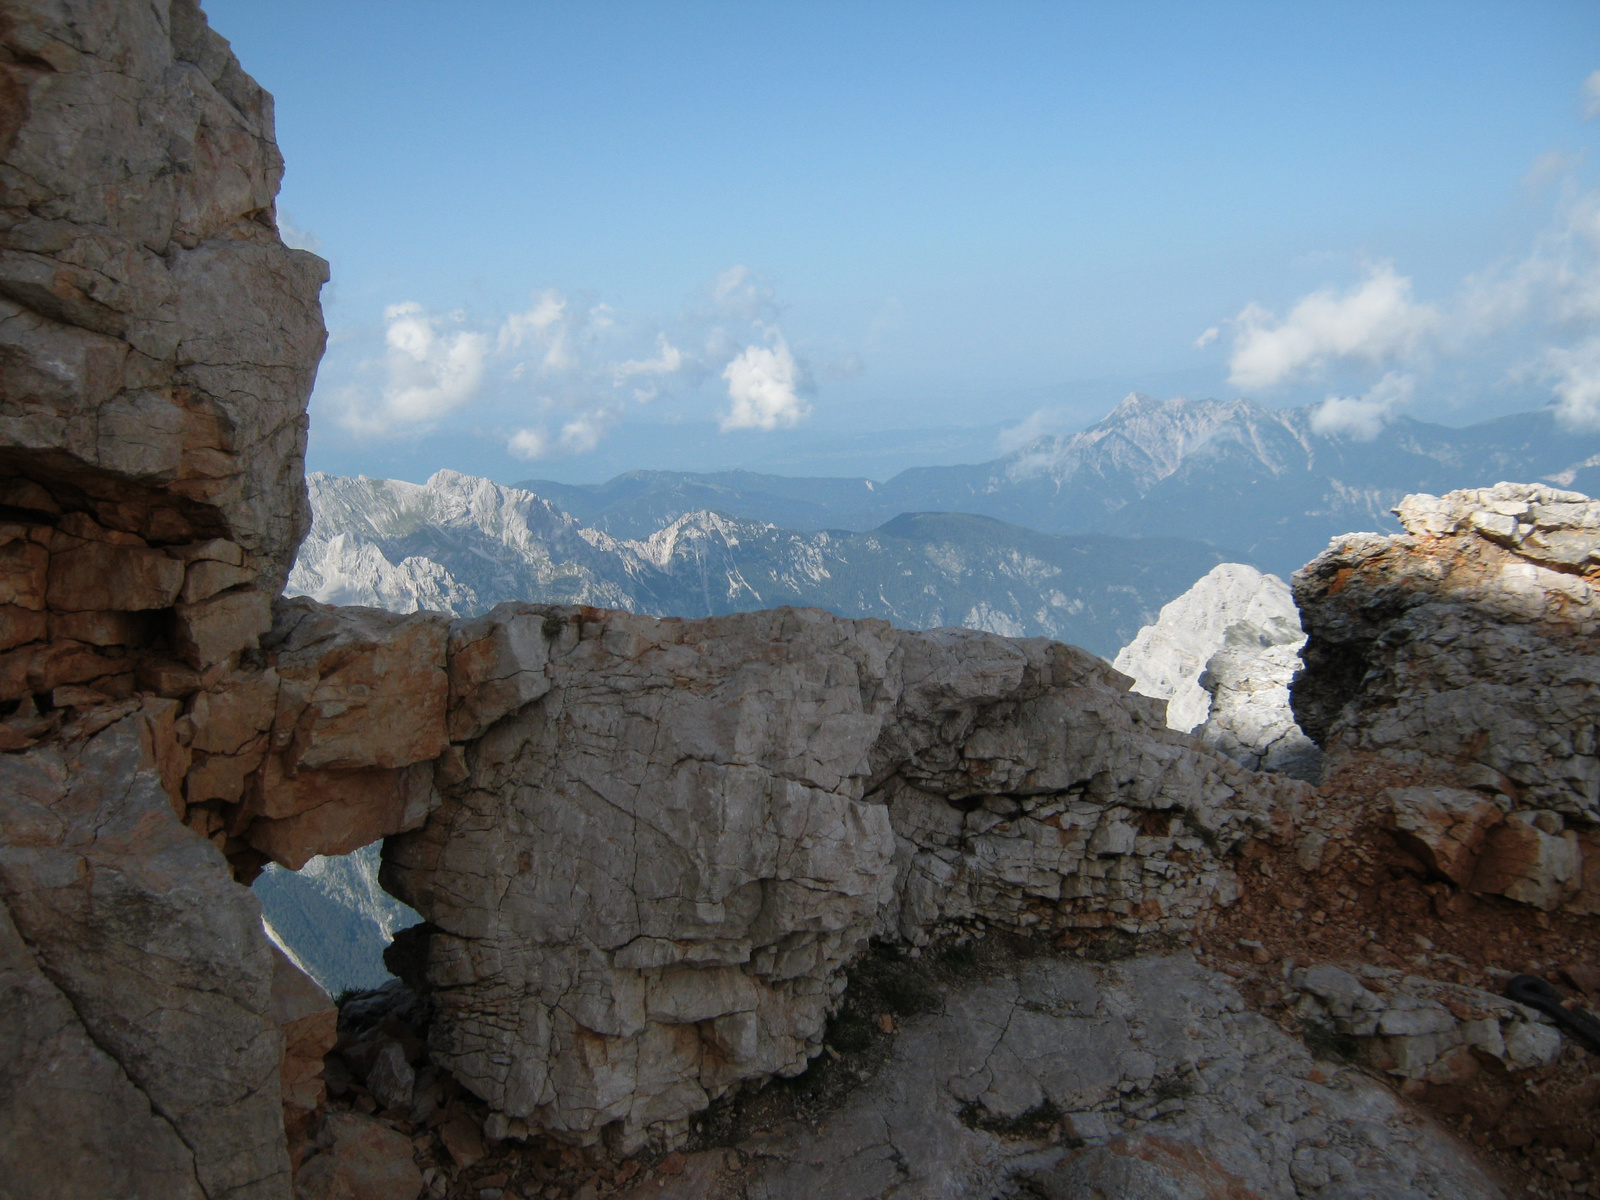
<box><xmin>315</xmin><ymin>65</ymin><xmax>1600</xmax><ymax>464</ymax></box>
<box><xmin>326</xmin><ymin>265</ymin><xmax>819</xmax><ymax>460</ymax></box>
<box><xmin>1200</xmin><ymin>72</ymin><xmax>1600</xmax><ymax>440</ymax></box>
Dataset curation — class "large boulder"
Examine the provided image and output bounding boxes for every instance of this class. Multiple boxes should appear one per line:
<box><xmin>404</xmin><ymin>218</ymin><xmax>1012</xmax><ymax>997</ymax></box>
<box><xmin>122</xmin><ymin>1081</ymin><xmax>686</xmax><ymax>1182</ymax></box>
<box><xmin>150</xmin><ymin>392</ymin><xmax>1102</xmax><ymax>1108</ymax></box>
<box><xmin>384</xmin><ymin>603</ymin><xmax>1306</xmax><ymax>1150</ymax></box>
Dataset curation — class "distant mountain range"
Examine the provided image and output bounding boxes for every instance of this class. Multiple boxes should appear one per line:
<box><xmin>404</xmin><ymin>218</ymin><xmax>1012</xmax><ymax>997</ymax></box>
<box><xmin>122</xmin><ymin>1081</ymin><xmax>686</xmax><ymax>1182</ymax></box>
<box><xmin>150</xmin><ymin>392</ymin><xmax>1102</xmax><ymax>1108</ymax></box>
<box><xmin>520</xmin><ymin>395</ymin><xmax>1600</xmax><ymax>578</ymax></box>
<box><xmin>288</xmin><ymin>471</ymin><xmax>1230</xmax><ymax>659</ymax></box>
<box><xmin>254</xmin><ymin>845</ymin><xmax>419</xmax><ymax>995</ymax></box>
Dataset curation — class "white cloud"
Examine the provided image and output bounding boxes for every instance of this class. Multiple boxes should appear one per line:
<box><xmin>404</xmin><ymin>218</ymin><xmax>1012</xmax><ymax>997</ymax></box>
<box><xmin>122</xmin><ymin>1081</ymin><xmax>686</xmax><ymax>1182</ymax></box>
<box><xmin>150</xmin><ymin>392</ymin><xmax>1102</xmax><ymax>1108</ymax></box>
<box><xmin>325</xmin><ymin>266</ymin><xmax>843</xmax><ymax>455</ymax></box>
<box><xmin>556</xmin><ymin>410</ymin><xmax>610</xmax><ymax>454</ymax></box>
<box><xmin>709</xmin><ymin>265</ymin><xmax>777</xmax><ymax>321</ymax></box>
<box><xmin>1549</xmin><ymin>338</ymin><xmax>1600</xmax><ymax>429</ymax></box>
<box><xmin>1524</xmin><ymin>149</ymin><xmax>1581</xmax><ymax>191</ymax></box>
<box><xmin>995</xmin><ymin>409</ymin><xmax>1061</xmax><ymax>455</ymax></box>
<box><xmin>1584</xmin><ymin>70</ymin><xmax>1600</xmax><ymax>119</ymax></box>
<box><xmin>336</xmin><ymin>302</ymin><xmax>488</xmax><ymax>433</ymax></box>
<box><xmin>1226</xmin><ymin>265</ymin><xmax>1439</xmax><ymax>390</ymax></box>
<box><xmin>614</xmin><ymin>334</ymin><xmax>684</xmax><ymax>379</ymax></box>
<box><xmin>506</xmin><ymin>427</ymin><xmax>550</xmax><ymax>459</ymax></box>
<box><xmin>1309</xmin><ymin>371</ymin><xmax>1416</xmax><ymax>440</ymax></box>
<box><xmin>507</xmin><ymin>408</ymin><xmax>618</xmax><ymax>460</ymax></box>
<box><xmin>277</xmin><ymin>212</ymin><xmax>322</xmax><ymax>253</ymax></box>
<box><xmin>721</xmin><ymin>328</ymin><xmax>809</xmax><ymax>431</ymax></box>
<box><xmin>1457</xmin><ymin>187</ymin><xmax>1600</xmax><ymax>344</ymax></box>
<box><xmin>499</xmin><ymin>290</ymin><xmax>566</xmax><ymax>352</ymax></box>
<box><xmin>1194</xmin><ymin>326</ymin><xmax>1218</xmax><ymax>349</ymax></box>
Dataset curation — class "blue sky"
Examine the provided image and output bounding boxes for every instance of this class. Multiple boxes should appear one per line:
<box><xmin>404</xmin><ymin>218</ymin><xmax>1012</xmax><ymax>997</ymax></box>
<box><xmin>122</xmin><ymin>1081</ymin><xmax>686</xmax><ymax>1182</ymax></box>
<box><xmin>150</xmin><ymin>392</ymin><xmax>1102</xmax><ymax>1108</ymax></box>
<box><xmin>206</xmin><ymin>1</ymin><xmax>1600</xmax><ymax>483</ymax></box>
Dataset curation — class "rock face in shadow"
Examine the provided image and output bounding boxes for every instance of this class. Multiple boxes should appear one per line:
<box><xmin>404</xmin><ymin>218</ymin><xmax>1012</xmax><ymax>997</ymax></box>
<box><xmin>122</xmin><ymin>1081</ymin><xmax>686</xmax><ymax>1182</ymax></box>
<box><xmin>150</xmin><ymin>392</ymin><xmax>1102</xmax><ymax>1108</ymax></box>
<box><xmin>382</xmin><ymin>603</ymin><xmax>1309</xmax><ymax>1150</ymax></box>
<box><xmin>1293</xmin><ymin>482</ymin><xmax>1600</xmax><ymax>914</ymax></box>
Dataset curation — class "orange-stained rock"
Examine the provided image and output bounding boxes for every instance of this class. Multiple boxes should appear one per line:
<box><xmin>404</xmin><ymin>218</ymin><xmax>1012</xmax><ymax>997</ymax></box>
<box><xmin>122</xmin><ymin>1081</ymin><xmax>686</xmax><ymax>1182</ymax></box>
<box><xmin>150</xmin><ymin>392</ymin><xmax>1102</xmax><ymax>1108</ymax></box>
<box><xmin>616</xmin><ymin>1150</ymin><xmax>738</xmax><ymax>1200</ymax></box>
<box><xmin>268</xmin><ymin>598</ymin><xmax>448</xmax><ymax>772</ymax></box>
<box><xmin>189</xmin><ymin>671</ymin><xmax>280</xmax><ymax>756</ymax></box>
<box><xmin>294</xmin><ymin>1113</ymin><xmax>423</xmax><ymax>1200</ymax></box>
<box><xmin>0</xmin><ymin>639</ymin><xmax>129</xmax><ymax>701</ymax></box>
<box><xmin>1386</xmin><ymin>786</ymin><xmax>1505</xmax><ymax>884</ymax></box>
<box><xmin>438</xmin><ymin>1112</ymin><xmax>486</xmax><ymax>1169</ymax></box>
<box><xmin>247</xmin><ymin>762</ymin><xmax>437</xmax><ymax>870</ymax></box>
<box><xmin>187</xmin><ymin>745</ymin><xmax>266</xmax><ymax>806</ymax></box>
<box><xmin>47</xmin><ymin>609</ymin><xmax>158</xmax><ymax>647</ymax></box>
<box><xmin>166</xmin><ymin>538</ymin><xmax>246</xmax><ymax>567</ymax></box>
<box><xmin>447</xmin><ymin>604</ymin><xmax>553</xmax><ymax>742</ymax></box>
<box><xmin>46</xmin><ymin>538</ymin><xmax>183</xmax><ymax>611</ymax></box>
<box><xmin>175</xmin><ymin>589</ymin><xmax>275</xmax><ymax>669</ymax></box>
<box><xmin>181</xmin><ymin>558</ymin><xmax>256</xmax><ymax>604</ymax></box>
<box><xmin>1469</xmin><ymin>813</ymin><xmax>1582</xmax><ymax>910</ymax></box>
<box><xmin>1565</xmin><ymin>829</ymin><xmax>1600</xmax><ymax>917</ymax></box>
<box><xmin>269</xmin><ymin>944</ymin><xmax>337</xmax><ymax>1170</ymax></box>
<box><xmin>0</xmin><ymin>536</ymin><xmax>47</xmax><ymax>609</ymax></box>
<box><xmin>0</xmin><ymin>603</ymin><xmax>46</xmax><ymax>650</ymax></box>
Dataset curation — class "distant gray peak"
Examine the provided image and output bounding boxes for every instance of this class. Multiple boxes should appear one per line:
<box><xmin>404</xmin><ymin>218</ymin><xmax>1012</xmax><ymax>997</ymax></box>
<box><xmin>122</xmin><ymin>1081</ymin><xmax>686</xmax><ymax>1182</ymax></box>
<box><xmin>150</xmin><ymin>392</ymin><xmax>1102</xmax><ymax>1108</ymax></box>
<box><xmin>1003</xmin><ymin>394</ymin><xmax>1314</xmax><ymax>487</ymax></box>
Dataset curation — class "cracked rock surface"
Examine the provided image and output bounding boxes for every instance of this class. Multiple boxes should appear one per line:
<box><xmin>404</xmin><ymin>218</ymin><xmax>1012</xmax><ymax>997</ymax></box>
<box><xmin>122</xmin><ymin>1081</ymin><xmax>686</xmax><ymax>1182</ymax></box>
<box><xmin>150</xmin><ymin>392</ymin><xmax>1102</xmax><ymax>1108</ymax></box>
<box><xmin>0</xmin><ymin>708</ymin><xmax>289</xmax><ymax>1198</ymax></box>
<box><xmin>1293</xmin><ymin>482</ymin><xmax>1600</xmax><ymax>914</ymax></box>
<box><xmin>732</xmin><ymin>952</ymin><xmax>1504</xmax><ymax>1200</ymax></box>
<box><xmin>384</xmin><ymin>603</ymin><xmax>1309</xmax><ymax>1149</ymax></box>
<box><xmin>1115</xmin><ymin>563</ymin><xmax>1320</xmax><ymax>779</ymax></box>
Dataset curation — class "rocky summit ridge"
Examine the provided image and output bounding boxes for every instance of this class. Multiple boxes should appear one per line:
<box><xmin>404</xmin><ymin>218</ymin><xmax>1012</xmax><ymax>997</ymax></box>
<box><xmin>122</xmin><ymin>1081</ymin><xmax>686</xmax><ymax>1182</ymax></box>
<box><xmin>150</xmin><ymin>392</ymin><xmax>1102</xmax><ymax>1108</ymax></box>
<box><xmin>0</xmin><ymin>5</ymin><xmax>1596</xmax><ymax>1200</ymax></box>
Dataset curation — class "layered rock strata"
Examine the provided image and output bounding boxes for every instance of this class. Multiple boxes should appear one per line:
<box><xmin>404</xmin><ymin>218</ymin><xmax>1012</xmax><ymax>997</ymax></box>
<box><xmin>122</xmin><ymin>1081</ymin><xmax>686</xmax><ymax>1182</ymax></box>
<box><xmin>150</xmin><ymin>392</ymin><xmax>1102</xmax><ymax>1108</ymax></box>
<box><xmin>1293</xmin><ymin>481</ymin><xmax>1600</xmax><ymax>914</ymax></box>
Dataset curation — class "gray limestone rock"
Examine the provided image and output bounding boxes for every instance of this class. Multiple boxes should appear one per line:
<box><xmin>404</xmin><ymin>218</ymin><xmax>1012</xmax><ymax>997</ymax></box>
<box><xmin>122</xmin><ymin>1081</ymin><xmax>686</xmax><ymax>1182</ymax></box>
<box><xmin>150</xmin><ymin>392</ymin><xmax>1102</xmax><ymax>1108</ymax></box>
<box><xmin>385</xmin><ymin>604</ymin><xmax>1309</xmax><ymax>1150</ymax></box>
<box><xmin>1114</xmin><ymin>563</ymin><xmax>1320</xmax><ymax>778</ymax></box>
<box><xmin>0</xmin><ymin>710</ymin><xmax>290</xmax><ymax>1198</ymax></box>
<box><xmin>737</xmin><ymin>953</ymin><xmax>1503</xmax><ymax>1200</ymax></box>
<box><xmin>1289</xmin><ymin>963</ymin><xmax>1563</xmax><ymax>1079</ymax></box>
<box><xmin>0</xmin><ymin>894</ymin><xmax>206</xmax><ymax>1200</ymax></box>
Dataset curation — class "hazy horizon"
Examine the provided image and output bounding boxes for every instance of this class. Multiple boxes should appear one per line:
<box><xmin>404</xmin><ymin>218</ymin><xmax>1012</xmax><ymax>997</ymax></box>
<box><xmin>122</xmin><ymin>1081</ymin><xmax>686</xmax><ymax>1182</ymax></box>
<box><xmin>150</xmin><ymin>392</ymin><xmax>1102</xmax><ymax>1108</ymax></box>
<box><xmin>207</xmin><ymin>1</ymin><xmax>1600</xmax><ymax>486</ymax></box>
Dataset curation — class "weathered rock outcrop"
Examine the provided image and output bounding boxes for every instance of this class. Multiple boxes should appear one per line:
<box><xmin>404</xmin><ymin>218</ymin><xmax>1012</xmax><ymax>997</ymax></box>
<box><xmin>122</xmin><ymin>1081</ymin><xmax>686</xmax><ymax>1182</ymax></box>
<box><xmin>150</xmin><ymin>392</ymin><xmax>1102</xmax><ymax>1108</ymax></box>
<box><xmin>375</xmin><ymin>603</ymin><xmax>1305</xmax><ymax>1150</ymax></box>
<box><xmin>0</xmin><ymin>2</ymin><xmax>330</xmax><ymax>1196</ymax></box>
<box><xmin>734</xmin><ymin>952</ymin><xmax>1505</xmax><ymax>1200</ymax></box>
<box><xmin>0</xmin><ymin>0</ymin><xmax>326</xmax><ymax>594</ymax></box>
<box><xmin>1293</xmin><ymin>481</ymin><xmax>1600</xmax><ymax>914</ymax></box>
<box><xmin>1115</xmin><ymin>562</ymin><xmax>1320</xmax><ymax>778</ymax></box>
